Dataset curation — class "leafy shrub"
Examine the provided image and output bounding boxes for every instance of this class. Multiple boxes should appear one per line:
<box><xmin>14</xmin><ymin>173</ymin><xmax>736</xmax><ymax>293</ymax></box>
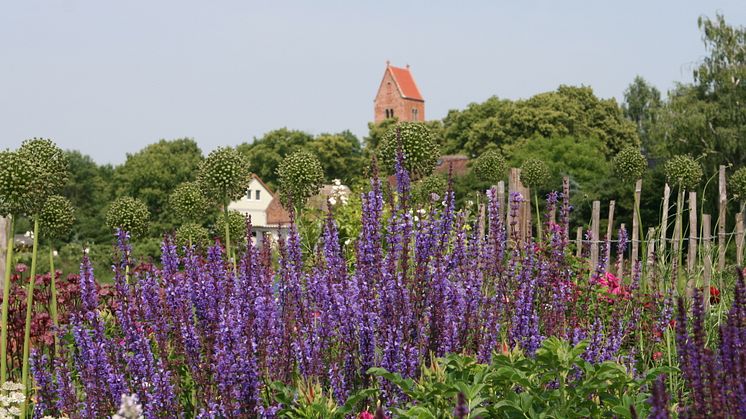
<box><xmin>366</xmin><ymin>338</ymin><xmax>665</xmax><ymax>418</ymax></box>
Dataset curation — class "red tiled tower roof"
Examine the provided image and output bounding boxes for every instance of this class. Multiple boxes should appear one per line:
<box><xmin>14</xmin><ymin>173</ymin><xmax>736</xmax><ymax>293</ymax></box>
<box><xmin>388</xmin><ymin>65</ymin><xmax>424</xmax><ymax>102</ymax></box>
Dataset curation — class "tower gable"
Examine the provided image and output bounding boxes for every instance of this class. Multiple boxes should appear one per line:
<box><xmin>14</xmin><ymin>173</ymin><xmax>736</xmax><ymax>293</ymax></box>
<box><xmin>373</xmin><ymin>63</ymin><xmax>425</xmax><ymax>123</ymax></box>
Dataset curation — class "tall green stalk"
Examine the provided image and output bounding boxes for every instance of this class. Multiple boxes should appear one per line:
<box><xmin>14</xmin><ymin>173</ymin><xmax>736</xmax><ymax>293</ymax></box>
<box><xmin>20</xmin><ymin>218</ymin><xmax>39</xmax><ymax>419</ymax></box>
<box><xmin>534</xmin><ymin>190</ymin><xmax>542</xmax><ymax>240</ymax></box>
<box><xmin>48</xmin><ymin>246</ymin><xmax>59</xmax><ymax>356</ymax></box>
<box><xmin>223</xmin><ymin>197</ymin><xmax>232</xmax><ymax>264</ymax></box>
<box><xmin>0</xmin><ymin>216</ymin><xmax>15</xmax><ymax>384</ymax></box>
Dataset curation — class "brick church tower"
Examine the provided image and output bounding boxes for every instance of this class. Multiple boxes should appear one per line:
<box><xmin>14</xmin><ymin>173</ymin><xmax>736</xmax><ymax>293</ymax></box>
<box><xmin>374</xmin><ymin>62</ymin><xmax>425</xmax><ymax>123</ymax></box>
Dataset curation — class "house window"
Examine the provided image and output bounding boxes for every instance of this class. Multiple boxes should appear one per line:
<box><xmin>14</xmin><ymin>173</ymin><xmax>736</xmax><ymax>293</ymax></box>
<box><xmin>385</xmin><ymin>108</ymin><xmax>394</xmax><ymax>118</ymax></box>
<box><xmin>255</xmin><ymin>190</ymin><xmax>260</xmax><ymax>200</ymax></box>
<box><xmin>412</xmin><ymin>108</ymin><xmax>419</xmax><ymax>121</ymax></box>
<box><xmin>246</xmin><ymin>189</ymin><xmax>252</xmax><ymax>199</ymax></box>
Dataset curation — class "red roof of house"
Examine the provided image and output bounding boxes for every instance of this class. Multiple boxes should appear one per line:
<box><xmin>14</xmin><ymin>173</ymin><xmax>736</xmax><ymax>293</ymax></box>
<box><xmin>388</xmin><ymin>65</ymin><xmax>424</xmax><ymax>101</ymax></box>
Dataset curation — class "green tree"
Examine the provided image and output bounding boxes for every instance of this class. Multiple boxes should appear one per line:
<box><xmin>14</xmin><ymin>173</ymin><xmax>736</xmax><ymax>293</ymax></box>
<box><xmin>62</xmin><ymin>151</ymin><xmax>114</xmax><ymax>243</ymax></box>
<box><xmin>113</xmin><ymin>139</ymin><xmax>203</xmax><ymax>234</ymax></box>
<box><xmin>442</xmin><ymin>86</ymin><xmax>639</xmax><ymax>158</ymax></box>
<box><xmin>310</xmin><ymin>131</ymin><xmax>363</xmax><ymax>183</ymax></box>
<box><xmin>237</xmin><ymin>128</ymin><xmax>314</xmax><ymax>188</ymax></box>
<box><xmin>622</xmin><ymin>76</ymin><xmax>662</xmax><ymax>150</ymax></box>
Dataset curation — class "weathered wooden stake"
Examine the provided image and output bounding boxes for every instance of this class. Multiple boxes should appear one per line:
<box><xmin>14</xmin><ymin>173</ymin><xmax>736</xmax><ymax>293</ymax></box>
<box><xmin>605</xmin><ymin>200</ymin><xmax>616</xmax><ymax>268</ymax></box>
<box><xmin>687</xmin><ymin>191</ymin><xmax>698</xmax><ymax>274</ymax></box>
<box><xmin>631</xmin><ymin>179</ymin><xmax>642</xmax><ymax>270</ymax></box>
<box><xmin>719</xmin><ymin>165</ymin><xmax>727</xmax><ymax>271</ymax></box>
<box><xmin>562</xmin><ymin>176</ymin><xmax>570</xmax><ymax>241</ymax></box>
<box><xmin>508</xmin><ymin>168</ymin><xmax>521</xmax><ymax>242</ymax></box>
<box><xmin>671</xmin><ymin>188</ymin><xmax>684</xmax><ymax>290</ymax></box>
<box><xmin>576</xmin><ymin>227</ymin><xmax>583</xmax><ymax>258</ymax></box>
<box><xmin>703</xmin><ymin>214</ymin><xmax>712</xmax><ymax>313</ymax></box>
<box><xmin>590</xmin><ymin>201</ymin><xmax>600</xmax><ymax>273</ymax></box>
<box><xmin>497</xmin><ymin>181</ymin><xmax>506</xmax><ymax>226</ymax></box>
<box><xmin>660</xmin><ymin>183</ymin><xmax>671</xmax><ymax>255</ymax></box>
<box><xmin>645</xmin><ymin>227</ymin><xmax>656</xmax><ymax>288</ymax></box>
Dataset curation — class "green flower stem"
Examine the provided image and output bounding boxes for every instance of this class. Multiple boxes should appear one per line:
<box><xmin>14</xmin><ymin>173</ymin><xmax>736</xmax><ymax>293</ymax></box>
<box><xmin>223</xmin><ymin>197</ymin><xmax>234</xmax><ymax>268</ymax></box>
<box><xmin>534</xmin><ymin>189</ymin><xmax>542</xmax><ymax>240</ymax></box>
<box><xmin>49</xmin><ymin>246</ymin><xmax>59</xmax><ymax>357</ymax></box>
<box><xmin>20</xmin><ymin>218</ymin><xmax>39</xmax><ymax>419</ymax></box>
<box><xmin>0</xmin><ymin>216</ymin><xmax>15</xmax><ymax>384</ymax></box>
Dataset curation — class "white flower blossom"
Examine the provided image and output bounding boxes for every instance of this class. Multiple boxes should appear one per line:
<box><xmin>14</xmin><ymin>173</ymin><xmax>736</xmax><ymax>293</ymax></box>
<box><xmin>113</xmin><ymin>394</ymin><xmax>144</xmax><ymax>419</ymax></box>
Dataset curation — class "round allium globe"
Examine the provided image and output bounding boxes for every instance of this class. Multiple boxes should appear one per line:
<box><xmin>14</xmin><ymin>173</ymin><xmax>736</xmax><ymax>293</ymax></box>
<box><xmin>38</xmin><ymin>195</ymin><xmax>75</xmax><ymax>239</ymax></box>
<box><xmin>664</xmin><ymin>155</ymin><xmax>703</xmax><ymax>189</ymax></box>
<box><xmin>175</xmin><ymin>222</ymin><xmax>210</xmax><ymax>249</ymax></box>
<box><xmin>277</xmin><ymin>150</ymin><xmax>324</xmax><ymax>208</ymax></box>
<box><xmin>730</xmin><ymin>167</ymin><xmax>746</xmax><ymax>202</ymax></box>
<box><xmin>613</xmin><ymin>146</ymin><xmax>647</xmax><ymax>183</ymax></box>
<box><xmin>378</xmin><ymin>122</ymin><xmax>439</xmax><ymax>179</ymax></box>
<box><xmin>520</xmin><ymin>158</ymin><xmax>550</xmax><ymax>188</ymax></box>
<box><xmin>0</xmin><ymin>150</ymin><xmax>45</xmax><ymax>217</ymax></box>
<box><xmin>169</xmin><ymin>182</ymin><xmax>210</xmax><ymax>223</ymax></box>
<box><xmin>472</xmin><ymin>150</ymin><xmax>507</xmax><ymax>184</ymax></box>
<box><xmin>106</xmin><ymin>196</ymin><xmax>150</xmax><ymax>237</ymax></box>
<box><xmin>18</xmin><ymin>138</ymin><xmax>69</xmax><ymax>195</ymax></box>
<box><xmin>215</xmin><ymin>210</ymin><xmax>246</xmax><ymax>244</ymax></box>
<box><xmin>414</xmin><ymin>174</ymin><xmax>448</xmax><ymax>203</ymax></box>
<box><xmin>197</xmin><ymin>147</ymin><xmax>252</xmax><ymax>202</ymax></box>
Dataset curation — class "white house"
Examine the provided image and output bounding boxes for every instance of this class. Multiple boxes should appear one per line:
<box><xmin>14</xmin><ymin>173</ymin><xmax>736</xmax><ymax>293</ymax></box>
<box><xmin>228</xmin><ymin>175</ymin><xmax>291</xmax><ymax>244</ymax></box>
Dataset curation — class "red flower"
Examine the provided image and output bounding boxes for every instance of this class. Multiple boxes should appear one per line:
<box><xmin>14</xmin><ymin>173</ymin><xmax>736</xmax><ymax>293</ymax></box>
<box><xmin>653</xmin><ymin>351</ymin><xmax>663</xmax><ymax>361</ymax></box>
<box><xmin>358</xmin><ymin>412</ymin><xmax>374</xmax><ymax>419</ymax></box>
<box><xmin>709</xmin><ymin>286</ymin><xmax>721</xmax><ymax>304</ymax></box>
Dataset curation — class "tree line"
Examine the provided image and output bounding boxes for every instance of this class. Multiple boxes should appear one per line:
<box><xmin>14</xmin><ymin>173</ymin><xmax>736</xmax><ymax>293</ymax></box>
<box><xmin>27</xmin><ymin>13</ymin><xmax>744</xmax><ymax>249</ymax></box>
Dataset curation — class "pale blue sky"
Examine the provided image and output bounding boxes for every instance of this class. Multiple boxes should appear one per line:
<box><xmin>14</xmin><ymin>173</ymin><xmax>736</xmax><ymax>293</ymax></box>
<box><xmin>1</xmin><ymin>1</ymin><xmax>744</xmax><ymax>164</ymax></box>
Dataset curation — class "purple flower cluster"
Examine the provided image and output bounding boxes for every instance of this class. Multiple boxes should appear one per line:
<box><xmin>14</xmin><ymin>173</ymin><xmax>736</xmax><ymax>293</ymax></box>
<box><xmin>30</xmin><ymin>164</ymin><xmax>653</xmax><ymax>417</ymax></box>
<box><xmin>671</xmin><ymin>269</ymin><xmax>746</xmax><ymax>416</ymax></box>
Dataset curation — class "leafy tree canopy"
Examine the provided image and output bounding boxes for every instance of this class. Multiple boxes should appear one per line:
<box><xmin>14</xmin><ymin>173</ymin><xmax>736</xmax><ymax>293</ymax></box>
<box><xmin>114</xmin><ymin>139</ymin><xmax>203</xmax><ymax>233</ymax></box>
<box><xmin>442</xmin><ymin>86</ymin><xmax>639</xmax><ymax>158</ymax></box>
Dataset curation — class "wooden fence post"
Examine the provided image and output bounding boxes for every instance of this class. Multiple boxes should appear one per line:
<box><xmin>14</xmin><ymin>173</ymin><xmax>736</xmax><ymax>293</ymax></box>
<box><xmin>631</xmin><ymin>179</ymin><xmax>642</xmax><ymax>271</ymax></box>
<box><xmin>661</xmin><ymin>183</ymin><xmax>671</xmax><ymax>255</ymax></box>
<box><xmin>703</xmin><ymin>214</ymin><xmax>712</xmax><ymax>313</ymax></box>
<box><xmin>576</xmin><ymin>227</ymin><xmax>583</xmax><ymax>258</ymax></box>
<box><xmin>719</xmin><ymin>165</ymin><xmax>727</xmax><ymax>271</ymax></box>
<box><xmin>562</xmin><ymin>176</ymin><xmax>570</xmax><ymax>242</ymax></box>
<box><xmin>671</xmin><ymin>187</ymin><xmax>684</xmax><ymax>289</ymax></box>
<box><xmin>590</xmin><ymin>201</ymin><xmax>600</xmax><ymax>273</ymax></box>
<box><xmin>645</xmin><ymin>227</ymin><xmax>656</xmax><ymax>288</ymax></box>
<box><xmin>737</xmin><ymin>213</ymin><xmax>744</xmax><ymax>267</ymax></box>
<box><xmin>606</xmin><ymin>200</ymin><xmax>615</xmax><ymax>267</ymax></box>
<box><xmin>508</xmin><ymin>168</ymin><xmax>521</xmax><ymax>242</ymax></box>
<box><xmin>688</xmin><ymin>191</ymin><xmax>698</xmax><ymax>274</ymax></box>
<box><xmin>497</xmin><ymin>181</ymin><xmax>506</xmax><ymax>226</ymax></box>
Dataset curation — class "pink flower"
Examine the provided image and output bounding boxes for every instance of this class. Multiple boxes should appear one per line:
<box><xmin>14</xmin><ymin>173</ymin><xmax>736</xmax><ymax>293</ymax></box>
<box><xmin>597</xmin><ymin>272</ymin><xmax>629</xmax><ymax>298</ymax></box>
<box><xmin>15</xmin><ymin>263</ymin><xmax>28</xmax><ymax>273</ymax></box>
<box><xmin>358</xmin><ymin>412</ymin><xmax>374</xmax><ymax>419</ymax></box>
